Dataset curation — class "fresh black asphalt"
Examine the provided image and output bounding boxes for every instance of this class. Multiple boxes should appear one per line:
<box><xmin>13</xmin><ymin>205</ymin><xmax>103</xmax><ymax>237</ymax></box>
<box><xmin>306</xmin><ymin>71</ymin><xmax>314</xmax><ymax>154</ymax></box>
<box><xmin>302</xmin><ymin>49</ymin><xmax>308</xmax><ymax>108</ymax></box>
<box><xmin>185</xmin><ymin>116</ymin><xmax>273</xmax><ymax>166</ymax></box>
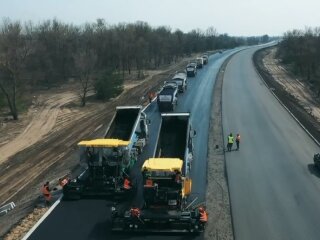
<box><xmin>28</xmin><ymin>49</ymin><xmax>243</xmax><ymax>240</ymax></box>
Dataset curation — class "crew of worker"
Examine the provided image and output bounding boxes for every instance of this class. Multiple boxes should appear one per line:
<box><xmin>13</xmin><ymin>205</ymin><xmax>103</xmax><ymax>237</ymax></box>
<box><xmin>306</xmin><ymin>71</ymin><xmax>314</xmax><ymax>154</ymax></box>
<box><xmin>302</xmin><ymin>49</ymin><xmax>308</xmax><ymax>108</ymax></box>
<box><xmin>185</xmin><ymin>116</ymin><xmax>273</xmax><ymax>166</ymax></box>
<box><xmin>226</xmin><ymin>133</ymin><xmax>241</xmax><ymax>152</ymax></box>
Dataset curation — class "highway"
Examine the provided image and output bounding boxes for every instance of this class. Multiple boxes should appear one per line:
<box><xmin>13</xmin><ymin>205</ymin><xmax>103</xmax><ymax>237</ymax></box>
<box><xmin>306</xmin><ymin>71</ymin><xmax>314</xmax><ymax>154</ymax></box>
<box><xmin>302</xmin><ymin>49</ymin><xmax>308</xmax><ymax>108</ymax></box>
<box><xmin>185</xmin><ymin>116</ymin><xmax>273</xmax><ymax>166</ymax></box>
<box><xmin>223</xmin><ymin>47</ymin><xmax>320</xmax><ymax>240</ymax></box>
<box><xmin>27</xmin><ymin>49</ymin><xmax>242</xmax><ymax>240</ymax></box>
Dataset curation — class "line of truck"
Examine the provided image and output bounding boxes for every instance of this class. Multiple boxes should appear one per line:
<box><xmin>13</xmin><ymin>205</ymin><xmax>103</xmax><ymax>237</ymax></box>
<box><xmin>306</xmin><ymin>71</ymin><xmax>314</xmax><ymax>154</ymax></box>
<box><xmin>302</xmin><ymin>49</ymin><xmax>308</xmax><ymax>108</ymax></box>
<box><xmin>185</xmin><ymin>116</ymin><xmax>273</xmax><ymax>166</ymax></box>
<box><xmin>32</xmin><ymin>52</ymin><xmax>211</xmax><ymax>235</ymax></box>
<box><xmin>157</xmin><ymin>53</ymin><xmax>209</xmax><ymax>113</ymax></box>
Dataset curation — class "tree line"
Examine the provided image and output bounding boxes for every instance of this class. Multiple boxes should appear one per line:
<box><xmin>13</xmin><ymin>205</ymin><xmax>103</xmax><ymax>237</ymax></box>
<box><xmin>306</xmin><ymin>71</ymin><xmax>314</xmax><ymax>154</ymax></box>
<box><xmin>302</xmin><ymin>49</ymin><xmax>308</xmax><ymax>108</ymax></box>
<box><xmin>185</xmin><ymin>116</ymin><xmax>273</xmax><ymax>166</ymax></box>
<box><xmin>277</xmin><ymin>27</ymin><xmax>320</xmax><ymax>93</ymax></box>
<box><xmin>0</xmin><ymin>18</ymin><xmax>270</xmax><ymax>120</ymax></box>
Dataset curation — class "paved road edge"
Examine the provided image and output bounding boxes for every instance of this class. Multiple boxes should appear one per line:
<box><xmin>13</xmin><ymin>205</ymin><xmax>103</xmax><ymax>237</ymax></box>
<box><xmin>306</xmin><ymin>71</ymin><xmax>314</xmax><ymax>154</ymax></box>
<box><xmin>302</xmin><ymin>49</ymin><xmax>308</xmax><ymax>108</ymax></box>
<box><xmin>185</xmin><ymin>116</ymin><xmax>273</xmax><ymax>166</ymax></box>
<box><xmin>205</xmin><ymin>54</ymin><xmax>236</xmax><ymax>240</ymax></box>
<box><xmin>252</xmin><ymin>47</ymin><xmax>320</xmax><ymax>147</ymax></box>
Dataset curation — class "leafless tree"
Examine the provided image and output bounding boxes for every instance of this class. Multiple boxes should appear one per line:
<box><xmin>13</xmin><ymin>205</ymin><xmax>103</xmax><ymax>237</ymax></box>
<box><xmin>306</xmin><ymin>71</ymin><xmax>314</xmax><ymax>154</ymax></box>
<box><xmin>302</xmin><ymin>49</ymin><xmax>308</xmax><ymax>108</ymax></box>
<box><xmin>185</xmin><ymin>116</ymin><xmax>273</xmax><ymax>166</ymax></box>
<box><xmin>74</xmin><ymin>49</ymin><xmax>97</xmax><ymax>106</ymax></box>
<box><xmin>0</xmin><ymin>19</ymin><xmax>32</xmax><ymax>120</ymax></box>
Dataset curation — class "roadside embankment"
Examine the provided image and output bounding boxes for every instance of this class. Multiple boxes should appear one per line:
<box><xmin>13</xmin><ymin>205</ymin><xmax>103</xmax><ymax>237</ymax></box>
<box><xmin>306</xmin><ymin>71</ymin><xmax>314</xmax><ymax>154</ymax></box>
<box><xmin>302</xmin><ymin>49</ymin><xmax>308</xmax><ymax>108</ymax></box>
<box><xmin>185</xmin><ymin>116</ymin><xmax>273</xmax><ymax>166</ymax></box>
<box><xmin>253</xmin><ymin>47</ymin><xmax>320</xmax><ymax>145</ymax></box>
<box><xmin>205</xmin><ymin>56</ymin><xmax>234</xmax><ymax>240</ymax></box>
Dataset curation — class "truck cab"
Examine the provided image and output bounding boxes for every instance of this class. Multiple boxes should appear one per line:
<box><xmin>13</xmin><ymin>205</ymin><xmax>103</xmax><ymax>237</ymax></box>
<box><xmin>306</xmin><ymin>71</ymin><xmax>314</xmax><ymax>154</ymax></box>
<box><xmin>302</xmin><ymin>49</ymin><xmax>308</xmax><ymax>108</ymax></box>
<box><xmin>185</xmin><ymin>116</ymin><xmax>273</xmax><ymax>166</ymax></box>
<box><xmin>196</xmin><ymin>57</ymin><xmax>203</xmax><ymax>69</ymax></box>
<box><xmin>170</xmin><ymin>71</ymin><xmax>187</xmax><ymax>93</ymax></box>
<box><xmin>202</xmin><ymin>54</ymin><xmax>208</xmax><ymax>64</ymax></box>
<box><xmin>157</xmin><ymin>83</ymin><xmax>178</xmax><ymax>112</ymax></box>
<box><xmin>186</xmin><ymin>63</ymin><xmax>197</xmax><ymax>77</ymax></box>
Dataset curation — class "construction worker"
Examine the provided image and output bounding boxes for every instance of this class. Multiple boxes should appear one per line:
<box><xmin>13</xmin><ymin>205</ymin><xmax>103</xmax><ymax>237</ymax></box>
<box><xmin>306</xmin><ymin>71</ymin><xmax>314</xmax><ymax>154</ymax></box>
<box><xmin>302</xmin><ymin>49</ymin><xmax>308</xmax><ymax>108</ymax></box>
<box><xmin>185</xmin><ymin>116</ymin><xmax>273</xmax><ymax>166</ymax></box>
<box><xmin>148</xmin><ymin>92</ymin><xmax>154</xmax><ymax>103</ymax></box>
<box><xmin>41</xmin><ymin>181</ymin><xmax>52</xmax><ymax>206</ymax></box>
<box><xmin>144</xmin><ymin>178</ymin><xmax>153</xmax><ymax>187</ymax></box>
<box><xmin>174</xmin><ymin>170</ymin><xmax>182</xmax><ymax>184</ymax></box>
<box><xmin>59</xmin><ymin>177</ymin><xmax>69</xmax><ymax>188</ymax></box>
<box><xmin>130</xmin><ymin>207</ymin><xmax>141</xmax><ymax>218</ymax></box>
<box><xmin>123</xmin><ymin>178</ymin><xmax>132</xmax><ymax>190</ymax></box>
<box><xmin>227</xmin><ymin>133</ymin><xmax>234</xmax><ymax>152</ymax></box>
<box><xmin>236</xmin><ymin>133</ymin><xmax>241</xmax><ymax>150</ymax></box>
<box><xmin>198</xmin><ymin>207</ymin><xmax>208</xmax><ymax>223</ymax></box>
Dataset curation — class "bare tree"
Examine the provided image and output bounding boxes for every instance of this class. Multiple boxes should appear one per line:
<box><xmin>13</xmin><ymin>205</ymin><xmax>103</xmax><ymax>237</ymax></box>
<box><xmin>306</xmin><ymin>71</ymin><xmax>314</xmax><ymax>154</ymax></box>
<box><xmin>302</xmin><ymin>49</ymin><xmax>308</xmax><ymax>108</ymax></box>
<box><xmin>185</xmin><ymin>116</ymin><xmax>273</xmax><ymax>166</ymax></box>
<box><xmin>0</xmin><ymin>19</ymin><xmax>32</xmax><ymax>120</ymax></box>
<box><xmin>74</xmin><ymin>49</ymin><xmax>97</xmax><ymax>106</ymax></box>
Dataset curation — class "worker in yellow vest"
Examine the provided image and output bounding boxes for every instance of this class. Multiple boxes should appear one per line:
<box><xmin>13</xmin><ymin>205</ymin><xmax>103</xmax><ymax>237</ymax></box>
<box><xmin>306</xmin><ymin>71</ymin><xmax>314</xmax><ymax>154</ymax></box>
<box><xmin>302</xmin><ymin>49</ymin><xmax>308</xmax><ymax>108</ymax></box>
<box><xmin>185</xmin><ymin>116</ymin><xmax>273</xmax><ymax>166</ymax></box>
<box><xmin>227</xmin><ymin>133</ymin><xmax>234</xmax><ymax>152</ymax></box>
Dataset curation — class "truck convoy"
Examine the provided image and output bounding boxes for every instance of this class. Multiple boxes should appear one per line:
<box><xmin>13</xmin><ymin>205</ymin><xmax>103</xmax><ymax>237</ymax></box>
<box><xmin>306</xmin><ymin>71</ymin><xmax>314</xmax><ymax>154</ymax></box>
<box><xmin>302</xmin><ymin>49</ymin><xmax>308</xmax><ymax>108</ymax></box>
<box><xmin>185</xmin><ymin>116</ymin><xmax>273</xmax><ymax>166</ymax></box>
<box><xmin>165</xmin><ymin>71</ymin><xmax>188</xmax><ymax>93</ymax></box>
<box><xmin>111</xmin><ymin>113</ymin><xmax>208</xmax><ymax>233</ymax></box>
<box><xmin>63</xmin><ymin>106</ymin><xmax>149</xmax><ymax>200</ymax></box>
<box><xmin>157</xmin><ymin>83</ymin><xmax>178</xmax><ymax>112</ymax></box>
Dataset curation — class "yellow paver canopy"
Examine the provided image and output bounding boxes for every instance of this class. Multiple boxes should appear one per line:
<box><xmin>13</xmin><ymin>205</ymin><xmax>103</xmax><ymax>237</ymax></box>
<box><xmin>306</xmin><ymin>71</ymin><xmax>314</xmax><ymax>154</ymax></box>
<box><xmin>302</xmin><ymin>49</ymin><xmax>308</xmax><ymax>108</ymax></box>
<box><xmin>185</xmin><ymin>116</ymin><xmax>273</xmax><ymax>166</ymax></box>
<box><xmin>78</xmin><ymin>139</ymin><xmax>130</xmax><ymax>147</ymax></box>
<box><xmin>142</xmin><ymin>158</ymin><xmax>183</xmax><ymax>172</ymax></box>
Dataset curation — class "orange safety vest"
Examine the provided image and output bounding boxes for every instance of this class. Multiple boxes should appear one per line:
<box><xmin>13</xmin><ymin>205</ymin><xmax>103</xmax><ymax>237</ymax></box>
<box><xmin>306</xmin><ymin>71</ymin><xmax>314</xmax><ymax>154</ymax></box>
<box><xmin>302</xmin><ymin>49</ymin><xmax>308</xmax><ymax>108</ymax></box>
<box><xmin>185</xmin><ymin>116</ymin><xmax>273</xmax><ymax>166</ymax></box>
<box><xmin>130</xmin><ymin>208</ymin><xmax>140</xmax><ymax>218</ymax></box>
<box><xmin>41</xmin><ymin>185</ymin><xmax>52</xmax><ymax>201</ymax></box>
<box><xmin>124</xmin><ymin>178</ymin><xmax>131</xmax><ymax>190</ymax></box>
<box><xmin>199</xmin><ymin>211</ymin><xmax>208</xmax><ymax>223</ymax></box>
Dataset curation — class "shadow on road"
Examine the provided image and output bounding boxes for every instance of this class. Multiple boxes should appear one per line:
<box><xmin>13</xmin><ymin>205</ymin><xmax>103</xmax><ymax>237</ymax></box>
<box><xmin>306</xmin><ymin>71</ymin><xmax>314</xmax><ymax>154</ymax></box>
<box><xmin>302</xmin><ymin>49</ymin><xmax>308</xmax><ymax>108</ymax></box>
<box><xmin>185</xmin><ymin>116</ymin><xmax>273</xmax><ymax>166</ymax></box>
<box><xmin>109</xmin><ymin>231</ymin><xmax>202</xmax><ymax>239</ymax></box>
<box><xmin>307</xmin><ymin>164</ymin><xmax>320</xmax><ymax>178</ymax></box>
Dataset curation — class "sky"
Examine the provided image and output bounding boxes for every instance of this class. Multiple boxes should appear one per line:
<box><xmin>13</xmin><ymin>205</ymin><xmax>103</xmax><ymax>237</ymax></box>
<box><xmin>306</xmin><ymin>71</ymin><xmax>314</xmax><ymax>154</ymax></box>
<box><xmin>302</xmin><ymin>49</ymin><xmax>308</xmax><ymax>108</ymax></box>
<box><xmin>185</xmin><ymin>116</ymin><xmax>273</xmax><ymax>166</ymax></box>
<box><xmin>0</xmin><ymin>0</ymin><xmax>320</xmax><ymax>36</ymax></box>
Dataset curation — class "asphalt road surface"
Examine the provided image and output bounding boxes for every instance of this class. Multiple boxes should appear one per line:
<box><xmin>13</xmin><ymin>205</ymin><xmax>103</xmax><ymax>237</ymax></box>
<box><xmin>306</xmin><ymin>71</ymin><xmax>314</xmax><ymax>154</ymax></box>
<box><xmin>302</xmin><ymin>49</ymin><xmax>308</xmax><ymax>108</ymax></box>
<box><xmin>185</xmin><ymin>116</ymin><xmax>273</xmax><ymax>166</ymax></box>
<box><xmin>27</xmin><ymin>49</ymin><xmax>242</xmax><ymax>240</ymax></box>
<box><xmin>223</xmin><ymin>46</ymin><xmax>320</xmax><ymax>240</ymax></box>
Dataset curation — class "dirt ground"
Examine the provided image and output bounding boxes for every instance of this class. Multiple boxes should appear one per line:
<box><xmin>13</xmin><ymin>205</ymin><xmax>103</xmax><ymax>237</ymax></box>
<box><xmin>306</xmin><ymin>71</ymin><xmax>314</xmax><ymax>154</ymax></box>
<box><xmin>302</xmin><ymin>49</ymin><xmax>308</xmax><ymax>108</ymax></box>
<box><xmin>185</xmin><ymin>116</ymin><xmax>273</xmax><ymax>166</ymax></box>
<box><xmin>0</xmin><ymin>56</ymin><xmax>196</xmax><ymax>238</ymax></box>
<box><xmin>4</xmin><ymin>47</ymin><xmax>317</xmax><ymax>240</ymax></box>
<box><xmin>262</xmin><ymin>48</ymin><xmax>320</xmax><ymax>122</ymax></box>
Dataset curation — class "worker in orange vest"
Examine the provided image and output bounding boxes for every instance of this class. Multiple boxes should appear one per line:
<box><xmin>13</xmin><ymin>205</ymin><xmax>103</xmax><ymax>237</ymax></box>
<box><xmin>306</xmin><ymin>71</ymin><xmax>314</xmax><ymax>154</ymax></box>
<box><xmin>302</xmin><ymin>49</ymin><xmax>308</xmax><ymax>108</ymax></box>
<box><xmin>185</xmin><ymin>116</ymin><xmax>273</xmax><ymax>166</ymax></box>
<box><xmin>236</xmin><ymin>133</ymin><xmax>241</xmax><ymax>151</ymax></box>
<box><xmin>174</xmin><ymin>170</ymin><xmax>182</xmax><ymax>184</ymax></box>
<box><xmin>130</xmin><ymin>207</ymin><xmax>141</xmax><ymax>218</ymax></box>
<box><xmin>198</xmin><ymin>207</ymin><xmax>208</xmax><ymax>223</ymax></box>
<box><xmin>41</xmin><ymin>181</ymin><xmax>52</xmax><ymax>206</ymax></box>
<box><xmin>123</xmin><ymin>178</ymin><xmax>132</xmax><ymax>190</ymax></box>
<box><xmin>59</xmin><ymin>177</ymin><xmax>69</xmax><ymax>187</ymax></box>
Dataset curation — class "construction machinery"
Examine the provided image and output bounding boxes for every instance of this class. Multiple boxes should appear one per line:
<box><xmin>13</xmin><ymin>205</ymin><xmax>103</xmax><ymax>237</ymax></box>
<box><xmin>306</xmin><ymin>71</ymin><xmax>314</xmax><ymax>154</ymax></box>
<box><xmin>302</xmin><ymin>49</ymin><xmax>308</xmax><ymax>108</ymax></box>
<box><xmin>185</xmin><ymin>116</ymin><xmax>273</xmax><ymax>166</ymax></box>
<box><xmin>111</xmin><ymin>113</ymin><xmax>208</xmax><ymax>233</ymax></box>
<box><xmin>186</xmin><ymin>62</ymin><xmax>197</xmax><ymax>77</ymax></box>
<box><xmin>196</xmin><ymin>57</ymin><xmax>204</xmax><ymax>69</ymax></box>
<box><xmin>63</xmin><ymin>106</ymin><xmax>149</xmax><ymax>200</ymax></box>
<box><xmin>157</xmin><ymin>83</ymin><xmax>178</xmax><ymax>112</ymax></box>
<box><xmin>165</xmin><ymin>71</ymin><xmax>188</xmax><ymax>93</ymax></box>
<box><xmin>202</xmin><ymin>54</ymin><xmax>209</xmax><ymax>65</ymax></box>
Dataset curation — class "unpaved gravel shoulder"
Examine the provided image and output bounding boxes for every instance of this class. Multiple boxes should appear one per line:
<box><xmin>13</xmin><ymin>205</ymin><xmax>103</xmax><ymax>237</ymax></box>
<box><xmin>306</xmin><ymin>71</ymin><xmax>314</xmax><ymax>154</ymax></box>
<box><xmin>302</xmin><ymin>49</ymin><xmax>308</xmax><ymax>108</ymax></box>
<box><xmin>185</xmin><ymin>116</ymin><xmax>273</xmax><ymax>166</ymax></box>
<box><xmin>205</xmin><ymin>57</ymin><xmax>234</xmax><ymax>240</ymax></box>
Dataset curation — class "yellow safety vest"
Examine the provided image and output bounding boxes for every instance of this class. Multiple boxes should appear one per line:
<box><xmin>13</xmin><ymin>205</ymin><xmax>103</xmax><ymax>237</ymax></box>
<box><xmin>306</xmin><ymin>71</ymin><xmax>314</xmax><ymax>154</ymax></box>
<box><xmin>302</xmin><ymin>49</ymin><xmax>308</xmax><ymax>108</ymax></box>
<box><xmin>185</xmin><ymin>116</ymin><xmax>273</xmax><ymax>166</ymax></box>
<box><xmin>228</xmin><ymin>136</ymin><xmax>234</xmax><ymax>144</ymax></box>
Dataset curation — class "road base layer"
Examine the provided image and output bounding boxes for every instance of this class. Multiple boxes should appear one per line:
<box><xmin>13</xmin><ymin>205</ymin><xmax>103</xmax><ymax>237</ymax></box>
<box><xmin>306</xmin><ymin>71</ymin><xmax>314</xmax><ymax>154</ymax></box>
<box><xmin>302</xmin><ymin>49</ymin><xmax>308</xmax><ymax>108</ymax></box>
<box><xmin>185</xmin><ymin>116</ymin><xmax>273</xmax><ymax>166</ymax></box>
<box><xmin>205</xmin><ymin>56</ymin><xmax>234</xmax><ymax>240</ymax></box>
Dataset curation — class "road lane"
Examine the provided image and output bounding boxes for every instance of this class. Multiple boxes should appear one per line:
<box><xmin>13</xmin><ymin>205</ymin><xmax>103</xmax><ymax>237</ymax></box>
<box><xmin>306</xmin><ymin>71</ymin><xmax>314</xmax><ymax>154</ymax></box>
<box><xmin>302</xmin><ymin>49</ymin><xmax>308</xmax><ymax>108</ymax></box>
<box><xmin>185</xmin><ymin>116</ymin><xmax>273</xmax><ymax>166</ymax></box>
<box><xmin>28</xmin><ymin>49</ymin><xmax>242</xmax><ymax>240</ymax></box>
<box><xmin>223</xmin><ymin>46</ymin><xmax>320</xmax><ymax>240</ymax></box>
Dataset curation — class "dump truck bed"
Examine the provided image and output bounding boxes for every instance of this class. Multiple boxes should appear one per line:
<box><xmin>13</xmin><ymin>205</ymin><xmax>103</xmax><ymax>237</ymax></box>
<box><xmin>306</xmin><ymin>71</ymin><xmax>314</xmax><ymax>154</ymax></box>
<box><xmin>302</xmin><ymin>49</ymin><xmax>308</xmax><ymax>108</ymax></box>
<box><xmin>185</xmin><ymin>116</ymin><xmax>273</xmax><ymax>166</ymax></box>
<box><xmin>105</xmin><ymin>107</ymin><xmax>141</xmax><ymax>140</ymax></box>
<box><xmin>154</xmin><ymin>113</ymin><xmax>189</xmax><ymax>175</ymax></box>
